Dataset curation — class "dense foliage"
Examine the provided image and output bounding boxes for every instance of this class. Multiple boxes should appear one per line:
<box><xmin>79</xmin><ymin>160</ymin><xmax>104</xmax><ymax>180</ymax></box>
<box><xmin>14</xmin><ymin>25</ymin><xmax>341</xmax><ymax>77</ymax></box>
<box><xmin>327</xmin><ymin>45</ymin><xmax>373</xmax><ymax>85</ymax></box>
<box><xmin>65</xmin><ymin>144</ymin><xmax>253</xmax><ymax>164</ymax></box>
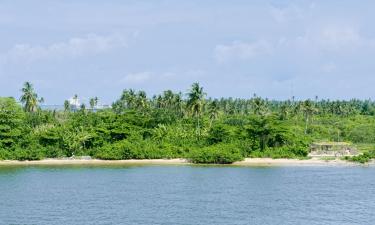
<box><xmin>1</xmin><ymin>82</ymin><xmax>375</xmax><ymax>163</ymax></box>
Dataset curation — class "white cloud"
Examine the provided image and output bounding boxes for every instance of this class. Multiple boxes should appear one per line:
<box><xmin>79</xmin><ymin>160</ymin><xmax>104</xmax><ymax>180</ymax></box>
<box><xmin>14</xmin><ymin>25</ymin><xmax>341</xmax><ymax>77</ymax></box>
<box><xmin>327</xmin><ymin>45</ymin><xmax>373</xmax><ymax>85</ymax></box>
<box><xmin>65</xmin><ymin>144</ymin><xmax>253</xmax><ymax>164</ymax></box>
<box><xmin>120</xmin><ymin>70</ymin><xmax>205</xmax><ymax>85</ymax></box>
<box><xmin>269</xmin><ymin>4</ymin><xmax>303</xmax><ymax>23</ymax></box>
<box><xmin>121</xmin><ymin>72</ymin><xmax>152</xmax><ymax>84</ymax></box>
<box><xmin>2</xmin><ymin>34</ymin><xmax>128</xmax><ymax>64</ymax></box>
<box><xmin>311</xmin><ymin>28</ymin><xmax>362</xmax><ymax>50</ymax></box>
<box><xmin>295</xmin><ymin>27</ymin><xmax>375</xmax><ymax>51</ymax></box>
<box><xmin>214</xmin><ymin>40</ymin><xmax>272</xmax><ymax>63</ymax></box>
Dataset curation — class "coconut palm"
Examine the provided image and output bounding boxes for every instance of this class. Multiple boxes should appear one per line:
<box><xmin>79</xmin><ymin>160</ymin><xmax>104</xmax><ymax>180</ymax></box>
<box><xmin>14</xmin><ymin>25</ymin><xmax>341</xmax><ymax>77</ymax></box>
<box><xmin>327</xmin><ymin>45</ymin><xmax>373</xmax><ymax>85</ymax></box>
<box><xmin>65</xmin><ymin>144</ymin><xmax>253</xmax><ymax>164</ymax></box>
<box><xmin>208</xmin><ymin>100</ymin><xmax>219</xmax><ymax>128</ymax></box>
<box><xmin>300</xmin><ymin>100</ymin><xmax>318</xmax><ymax>134</ymax></box>
<box><xmin>89</xmin><ymin>98</ymin><xmax>95</xmax><ymax>109</ymax></box>
<box><xmin>174</xmin><ymin>92</ymin><xmax>184</xmax><ymax>116</ymax></box>
<box><xmin>71</xmin><ymin>94</ymin><xmax>79</xmax><ymax>111</ymax></box>
<box><xmin>279</xmin><ymin>103</ymin><xmax>290</xmax><ymax>120</ymax></box>
<box><xmin>89</xmin><ymin>97</ymin><xmax>99</xmax><ymax>110</ymax></box>
<box><xmin>187</xmin><ymin>82</ymin><xmax>206</xmax><ymax>137</ymax></box>
<box><xmin>136</xmin><ymin>91</ymin><xmax>148</xmax><ymax>110</ymax></box>
<box><xmin>20</xmin><ymin>82</ymin><xmax>42</xmax><ymax>112</ymax></box>
<box><xmin>64</xmin><ymin>100</ymin><xmax>70</xmax><ymax>112</ymax></box>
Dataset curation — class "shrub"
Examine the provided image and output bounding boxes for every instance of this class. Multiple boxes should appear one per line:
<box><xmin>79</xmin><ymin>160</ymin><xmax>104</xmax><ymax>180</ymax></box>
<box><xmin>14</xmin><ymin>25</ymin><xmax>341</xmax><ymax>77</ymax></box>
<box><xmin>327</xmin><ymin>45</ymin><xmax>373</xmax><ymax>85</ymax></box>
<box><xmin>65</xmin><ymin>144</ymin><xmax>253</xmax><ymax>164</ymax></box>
<box><xmin>249</xmin><ymin>145</ymin><xmax>308</xmax><ymax>159</ymax></box>
<box><xmin>42</xmin><ymin>146</ymin><xmax>64</xmax><ymax>158</ymax></box>
<box><xmin>12</xmin><ymin>146</ymin><xmax>44</xmax><ymax>161</ymax></box>
<box><xmin>94</xmin><ymin>140</ymin><xmax>179</xmax><ymax>160</ymax></box>
<box><xmin>0</xmin><ymin>148</ymin><xmax>11</xmax><ymax>160</ymax></box>
<box><xmin>94</xmin><ymin>140</ymin><xmax>134</xmax><ymax>160</ymax></box>
<box><xmin>188</xmin><ymin>143</ymin><xmax>244</xmax><ymax>164</ymax></box>
<box><xmin>344</xmin><ymin>150</ymin><xmax>375</xmax><ymax>164</ymax></box>
<box><xmin>207</xmin><ymin>124</ymin><xmax>230</xmax><ymax>144</ymax></box>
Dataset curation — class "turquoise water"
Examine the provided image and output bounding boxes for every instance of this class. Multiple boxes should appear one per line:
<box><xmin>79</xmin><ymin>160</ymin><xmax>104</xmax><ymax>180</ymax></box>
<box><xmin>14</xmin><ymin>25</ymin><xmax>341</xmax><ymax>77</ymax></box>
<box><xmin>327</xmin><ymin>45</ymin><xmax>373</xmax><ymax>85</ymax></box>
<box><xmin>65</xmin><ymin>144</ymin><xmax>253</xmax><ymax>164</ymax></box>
<box><xmin>0</xmin><ymin>165</ymin><xmax>374</xmax><ymax>225</ymax></box>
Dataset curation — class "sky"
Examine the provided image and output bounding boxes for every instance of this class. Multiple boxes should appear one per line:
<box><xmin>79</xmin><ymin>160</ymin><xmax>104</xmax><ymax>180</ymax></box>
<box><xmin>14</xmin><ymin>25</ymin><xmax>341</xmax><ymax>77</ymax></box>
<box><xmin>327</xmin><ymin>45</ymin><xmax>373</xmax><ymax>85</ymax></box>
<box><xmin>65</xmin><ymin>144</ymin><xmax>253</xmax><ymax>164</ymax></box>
<box><xmin>1</xmin><ymin>0</ymin><xmax>375</xmax><ymax>104</ymax></box>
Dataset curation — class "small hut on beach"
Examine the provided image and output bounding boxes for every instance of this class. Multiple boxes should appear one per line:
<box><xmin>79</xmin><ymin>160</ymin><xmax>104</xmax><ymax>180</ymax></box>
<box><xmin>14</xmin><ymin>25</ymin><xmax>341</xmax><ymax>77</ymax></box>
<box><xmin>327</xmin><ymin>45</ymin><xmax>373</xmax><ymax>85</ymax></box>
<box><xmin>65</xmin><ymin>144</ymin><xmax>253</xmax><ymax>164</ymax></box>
<box><xmin>309</xmin><ymin>142</ymin><xmax>358</xmax><ymax>157</ymax></box>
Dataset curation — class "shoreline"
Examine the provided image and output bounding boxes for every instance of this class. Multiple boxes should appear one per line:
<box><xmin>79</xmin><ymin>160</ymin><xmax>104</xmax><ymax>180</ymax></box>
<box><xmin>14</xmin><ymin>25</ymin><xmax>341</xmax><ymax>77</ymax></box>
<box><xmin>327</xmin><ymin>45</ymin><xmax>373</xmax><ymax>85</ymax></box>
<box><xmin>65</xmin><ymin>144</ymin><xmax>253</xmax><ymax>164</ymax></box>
<box><xmin>233</xmin><ymin>158</ymin><xmax>370</xmax><ymax>166</ymax></box>
<box><xmin>0</xmin><ymin>158</ymin><xmax>372</xmax><ymax>167</ymax></box>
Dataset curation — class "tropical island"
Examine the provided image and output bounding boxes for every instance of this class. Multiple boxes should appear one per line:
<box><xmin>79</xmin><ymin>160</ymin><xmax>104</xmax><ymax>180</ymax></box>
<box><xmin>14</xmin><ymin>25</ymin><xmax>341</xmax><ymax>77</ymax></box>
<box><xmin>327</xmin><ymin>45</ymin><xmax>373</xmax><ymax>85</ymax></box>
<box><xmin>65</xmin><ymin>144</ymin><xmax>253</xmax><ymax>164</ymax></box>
<box><xmin>0</xmin><ymin>82</ymin><xmax>374</xmax><ymax>165</ymax></box>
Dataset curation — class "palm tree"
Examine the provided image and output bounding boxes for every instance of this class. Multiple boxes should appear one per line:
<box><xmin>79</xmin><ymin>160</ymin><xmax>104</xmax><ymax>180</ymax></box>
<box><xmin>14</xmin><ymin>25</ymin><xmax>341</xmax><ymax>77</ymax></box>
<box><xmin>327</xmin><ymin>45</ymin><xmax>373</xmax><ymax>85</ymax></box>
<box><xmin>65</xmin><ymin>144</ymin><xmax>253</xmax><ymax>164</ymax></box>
<box><xmin>64</xmin><ymin>100</ymin><xmax>70</xmax><ymax>112</ymax></box>
<box><xmin>279</xmin><ymin>103</ymin><xmax>289</xmax><ymax>120</ymax></box>
<box><xmin>208</xmin><ymin>100</ymin><xmax>219</xmax><ymax>128</ymax></box>
<box><xmin>73</xmin><ymin>94</ymin><xmax>78</xmax><ymax>103</ymax></box>
<box><xmin>300</xmin><ymin>100</ymin><xmax>318</xmax><ymax>134</ymax></box>
<box><xmin>120</xmin><ymin>89</ymin><xmax>136</xmax><ymax>109</ymax></box>
<box><xmin>20</xmin><ymin>82</ymin><xmax>42</xmax><ymax>112</ymax></box>
<box><xmin>174</xmin><ymin>92</ymin><xmax>184</xmax><ymax>117</ymax></box>
<box><xmin>251</xmin><ymin>96</ymin><xmax>268</xmax><ymax>116</ymax></box>
<box><xmin>72</xmin><ymin>94</ymin><xmax>79</xmax><ymax>111</ymax></box>
<box><xmin>187</xmin><ymin>82</ymin><xmax>206</xmax><ymax>137</ymax></box>
<box><xmin>94</xmin><ymin>97</ymin><xmax>99</xmax><ymax>106</ymax></box>
<box><xmin>136</xmin><ymin>91</ymin><xmax>148</xmax><ymax>111</ymax></box>
<box><xmin>89</xmin><ymin>97</ymin><xmax>99</xmax><ymax>110</ymax></box>
<box><xmin>39</xmin><ymin>97</ymin><xmax>44</xmax><ymax>105</ymax></box>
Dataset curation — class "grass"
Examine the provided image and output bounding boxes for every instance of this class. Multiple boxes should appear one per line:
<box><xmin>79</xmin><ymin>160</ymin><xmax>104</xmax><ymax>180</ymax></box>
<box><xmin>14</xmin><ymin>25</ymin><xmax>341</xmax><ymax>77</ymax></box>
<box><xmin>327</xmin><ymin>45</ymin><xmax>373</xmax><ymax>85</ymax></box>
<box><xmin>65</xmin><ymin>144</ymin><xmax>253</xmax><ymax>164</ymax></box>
<box><xmin>319</xmin><ymin>156</ymin><xmax>336</xmax><ymax>161</ymax></box>
<box><xmin>353</xmin><ymin>143</ymin><xmax>375</xmax><ymax>153</ymax></box>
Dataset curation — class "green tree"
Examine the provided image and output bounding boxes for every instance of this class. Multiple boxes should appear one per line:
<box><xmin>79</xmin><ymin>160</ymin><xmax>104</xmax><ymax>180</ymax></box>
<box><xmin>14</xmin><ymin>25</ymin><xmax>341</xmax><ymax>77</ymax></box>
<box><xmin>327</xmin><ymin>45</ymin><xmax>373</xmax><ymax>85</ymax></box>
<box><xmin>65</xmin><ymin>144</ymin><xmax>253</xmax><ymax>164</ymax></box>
<box><xmin>251</xmin><ymin>95</ymin><xmax>268</xmax><ymax>116</ymax></box>
<box><xmin>300</xmin><ymin>100</ymin><xmax>318</xmax><ymax>134</ymax></box>
<box><xmin>20</xmin><ymin>82</ymin><xmax>42</xmax><ymax>112</ymax></box>
<box><xmin>207</xmin><ymin>100</ymin><xmax>219</xmax><ymax>128</ymax></box>
<box><xmin>64</xmin><ymin>100</ymin><xmax>70</xmax><ymax>112</ymax></box>
<box><xmin>89</xmin><ymin>97</ymin><xmax>99</xmax><ymax>110</ymax></box>
<box><xmin>246</xmin><ymin>115</ymin><xmax>288</xmax><ymax>151</ymax></box>
<box><xmin>0</xmin><ymin>97</ymin><xmax>25</xmax><ymax>148</ymax></box>
<box><xmin>187</xmin><ymin>82</ymin><xmax>206</xmax><ymax>137</ymax></box>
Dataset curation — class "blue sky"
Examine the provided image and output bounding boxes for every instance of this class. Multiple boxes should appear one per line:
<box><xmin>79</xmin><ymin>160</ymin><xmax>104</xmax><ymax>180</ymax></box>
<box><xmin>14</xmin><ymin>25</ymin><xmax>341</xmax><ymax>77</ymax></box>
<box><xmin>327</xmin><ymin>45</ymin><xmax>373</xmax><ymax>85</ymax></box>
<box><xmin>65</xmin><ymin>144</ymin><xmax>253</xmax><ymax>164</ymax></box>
<box><xmin>1</xmin><ymin>0</ymin><xmax>375</xmax><ymax>104</ymax></box>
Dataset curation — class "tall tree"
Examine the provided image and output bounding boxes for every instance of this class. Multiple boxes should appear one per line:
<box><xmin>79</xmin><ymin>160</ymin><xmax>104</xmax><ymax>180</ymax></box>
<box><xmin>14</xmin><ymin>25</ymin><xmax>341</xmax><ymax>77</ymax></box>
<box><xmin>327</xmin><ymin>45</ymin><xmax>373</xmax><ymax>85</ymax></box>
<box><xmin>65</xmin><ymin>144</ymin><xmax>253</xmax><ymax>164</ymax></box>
<box><xmin>0</xmin><ymin>97</ymin><xmax>25</xmax><ymax>148</ymax></box>
<box><xmin>187</xmin><ymin>82</ymin><xmax>206</xmax><ymax>137</ymax></box>
<box><xmin>72</xmin><ymin>94</ymin><xmax>79</xmax><ymax>111</ymax></box>
<box><xmin>300</xmin><ymin>100</ymin><xmax>318</xmax><ymax>134</ymax></box>
<box><xmin>20</xmin><ymin>82</ymin><xmax>42</xmax><ymax>112</ymax></box>
<box><xmin>89</xmin><ymin>97</ymin><xmax>99</xmax><ymax>110</ymax></box>
<box><xmin>208</xmin><ymin>100</ymin><xmax>219</xmax><ymax>128</ymax></box>
<box><xmin>64</xmin><ymin>100</ymin><xmax>70</xmax><ymax>112</ymax></box>
<box><xmin>251</xmin><ymin>95</ymin><xmax>268</xmax><ymax>116</ymax></box>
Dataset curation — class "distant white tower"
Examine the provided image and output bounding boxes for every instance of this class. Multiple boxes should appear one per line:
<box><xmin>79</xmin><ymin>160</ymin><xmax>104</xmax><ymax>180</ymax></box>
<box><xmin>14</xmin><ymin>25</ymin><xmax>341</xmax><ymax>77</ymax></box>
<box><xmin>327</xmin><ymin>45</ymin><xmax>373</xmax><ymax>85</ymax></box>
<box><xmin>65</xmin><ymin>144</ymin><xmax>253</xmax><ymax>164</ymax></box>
<box><xmin>69</xmin><ymin>96</ymin><xmax>80</xmax><ymax>110</ymax></box>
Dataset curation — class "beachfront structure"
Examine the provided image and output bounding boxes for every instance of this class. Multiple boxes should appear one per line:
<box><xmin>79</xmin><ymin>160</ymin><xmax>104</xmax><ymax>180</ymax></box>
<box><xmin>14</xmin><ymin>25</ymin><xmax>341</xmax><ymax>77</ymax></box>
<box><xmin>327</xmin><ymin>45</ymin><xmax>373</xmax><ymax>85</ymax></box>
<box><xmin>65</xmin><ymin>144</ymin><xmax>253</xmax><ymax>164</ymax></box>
<box><xmin>309</xmin><ymin>142</ymin><xmax>358</xmax><ymax>157</ymax></box>
<box><xmin>41</xmin><ymin>104</ymin><xmax>111</xmax><ymax>111</ymax></box>
<box><xmin>69</xmin><ymin>96</ymin><xmax>80</xmax><ymax>111</ymax></box>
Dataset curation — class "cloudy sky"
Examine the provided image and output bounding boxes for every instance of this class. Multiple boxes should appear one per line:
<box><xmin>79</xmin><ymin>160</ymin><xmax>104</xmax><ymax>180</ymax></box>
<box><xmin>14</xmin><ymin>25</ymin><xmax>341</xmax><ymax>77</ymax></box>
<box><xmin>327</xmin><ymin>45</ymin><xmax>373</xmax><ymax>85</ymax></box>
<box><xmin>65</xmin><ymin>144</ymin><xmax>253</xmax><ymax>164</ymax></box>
<box><xmin>1</xmin><ymin>0</ymin><xmax>375</xmax><ymax>104</ymax></box>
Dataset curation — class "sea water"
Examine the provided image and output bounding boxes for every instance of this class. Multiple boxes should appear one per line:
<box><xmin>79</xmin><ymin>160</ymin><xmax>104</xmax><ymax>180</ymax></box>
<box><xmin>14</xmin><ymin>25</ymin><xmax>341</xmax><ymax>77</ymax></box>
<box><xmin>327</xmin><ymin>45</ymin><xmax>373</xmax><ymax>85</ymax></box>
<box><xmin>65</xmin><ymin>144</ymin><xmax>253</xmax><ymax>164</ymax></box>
<box><xmin>0</xmin><ymin>165</ymin><xmax>374</xmax><ymax>225</ymax></box>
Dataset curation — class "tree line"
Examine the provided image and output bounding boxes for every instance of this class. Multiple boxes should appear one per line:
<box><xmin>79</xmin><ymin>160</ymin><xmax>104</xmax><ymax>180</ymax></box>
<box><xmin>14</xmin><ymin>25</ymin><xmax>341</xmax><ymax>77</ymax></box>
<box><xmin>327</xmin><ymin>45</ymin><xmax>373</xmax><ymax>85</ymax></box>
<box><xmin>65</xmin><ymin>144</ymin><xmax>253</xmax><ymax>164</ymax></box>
<box><xmin>0</xmin><ymin>81</ymin><xmax>375</xmax><ymax>163</ymax></box>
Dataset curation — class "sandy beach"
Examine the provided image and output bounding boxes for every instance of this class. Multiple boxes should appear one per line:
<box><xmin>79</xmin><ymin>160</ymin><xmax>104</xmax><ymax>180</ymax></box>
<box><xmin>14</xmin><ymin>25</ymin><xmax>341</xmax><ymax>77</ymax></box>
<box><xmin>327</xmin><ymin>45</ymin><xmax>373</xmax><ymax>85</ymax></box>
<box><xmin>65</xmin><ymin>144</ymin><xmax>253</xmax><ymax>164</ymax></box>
<box><xmin>232</xmin><ymin>158</ymin><xmax>368</xmax><ymax>166</ymax></box>
<box><xmin>0</xmin><ymin>158</ymin><xmax>371</xmax><ymax>166</ymax></box>
<box><xmin>0</xmin><ymin>158</ymin><xmax>189</xmax><ymax>166</ymax></box>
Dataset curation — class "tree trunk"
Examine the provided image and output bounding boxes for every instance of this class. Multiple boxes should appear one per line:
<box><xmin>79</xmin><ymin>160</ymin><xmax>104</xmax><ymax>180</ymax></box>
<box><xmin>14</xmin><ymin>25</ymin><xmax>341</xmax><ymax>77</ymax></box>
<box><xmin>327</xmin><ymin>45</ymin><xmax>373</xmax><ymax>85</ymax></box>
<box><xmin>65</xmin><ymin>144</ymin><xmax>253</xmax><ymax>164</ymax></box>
<box><xmin>196</xmin><ymin>113</ymin><xmax>200</xmax><ymax>139</ymax></box>
<box><xmin>305</xmin><ymin>115</ymin><xmax>309</xmax><ymax>134</ymax></box>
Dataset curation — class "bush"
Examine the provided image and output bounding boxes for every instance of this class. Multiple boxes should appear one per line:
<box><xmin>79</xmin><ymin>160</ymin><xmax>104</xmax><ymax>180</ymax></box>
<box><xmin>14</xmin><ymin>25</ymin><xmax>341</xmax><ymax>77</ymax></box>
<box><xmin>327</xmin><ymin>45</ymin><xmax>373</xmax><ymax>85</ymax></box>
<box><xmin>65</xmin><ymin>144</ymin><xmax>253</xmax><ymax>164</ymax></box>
<box><xmin>0</xmin><ymin>148</ymin><xmax>11</xmax><ymax>160</ymax></box>
<box><xmin>94</xmin><ymin>140</ymin><xmax>179</xmax><ymax>160</ymax></box>
<box><xmin>94</xmin><ymin>140</ymin><xmax>133</xmax><ymax>160</ymax></box>
<box><xmin>12</xmin><ymin>146</ymin><xmax>44</xmax><ymax>161</ymax></box>
<box><xmin>344</xmin><ymin>150</ymin><xmax>375</xmax><ymax>164</ymax></box>
<box><xmin>249</xmin><ymin>145</ymin><xmax>308</xmax><ymax>159</ymax></box>
<box><xmin>42</xmin><ymin>146</ymin><xmax>64</xmax><ymax>158</ymax></box>
<box><xmin>207</xmin><ymin>124</ymin><xmax>230</xmax><ymax>144</ymax></box>
<box><xmin>188</xmin><ymin>143</ymin><xmax>244</xmax><ymax>164</ymax></box>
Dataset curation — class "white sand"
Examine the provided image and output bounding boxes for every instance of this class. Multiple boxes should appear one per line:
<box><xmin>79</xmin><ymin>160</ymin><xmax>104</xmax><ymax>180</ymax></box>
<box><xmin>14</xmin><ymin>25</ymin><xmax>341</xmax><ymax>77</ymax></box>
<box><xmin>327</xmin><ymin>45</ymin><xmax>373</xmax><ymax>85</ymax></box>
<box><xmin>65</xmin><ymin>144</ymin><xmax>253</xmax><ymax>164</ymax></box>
<box><xmin>232</xmin><ymin>158</ymin><xmax>363</xmax><ymax>166</ymax></box>
<box><xmin>0</xmin><ymin>158</ymin><xmax>190</xmax><ymax>166</ymax></box>
<box><xmin>0</xmin><ymin>157</ymin><xmax>371</xmax><ymax>166</ymax></box>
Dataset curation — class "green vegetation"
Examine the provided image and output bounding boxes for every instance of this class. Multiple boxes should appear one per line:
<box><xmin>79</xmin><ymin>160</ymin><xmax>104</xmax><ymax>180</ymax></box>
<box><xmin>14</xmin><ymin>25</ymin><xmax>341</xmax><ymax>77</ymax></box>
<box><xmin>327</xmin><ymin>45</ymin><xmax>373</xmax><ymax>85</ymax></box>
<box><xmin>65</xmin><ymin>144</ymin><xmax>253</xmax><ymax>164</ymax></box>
<box><xmin>1</xmin><ymin>82</ymin><xmax>375</xmax><ymax>164</ymax></box>
<box><xmin>344</xmin><ymin>150</ymin><xmax>375</xmax><ymax>164</ymax></box>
